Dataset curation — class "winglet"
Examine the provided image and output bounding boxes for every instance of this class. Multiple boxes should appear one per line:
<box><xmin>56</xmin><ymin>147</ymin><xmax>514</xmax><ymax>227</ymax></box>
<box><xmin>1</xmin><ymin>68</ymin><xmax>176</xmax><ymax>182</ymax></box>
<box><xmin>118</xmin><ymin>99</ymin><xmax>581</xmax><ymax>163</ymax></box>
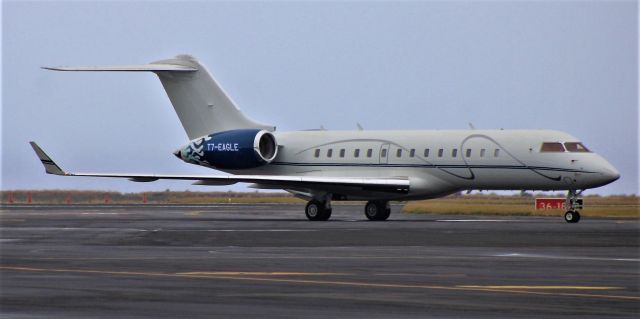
<box><xmin>29</xmin><ymin>142</ymin><xmax>67</xmax><ymax>175</ymax></box>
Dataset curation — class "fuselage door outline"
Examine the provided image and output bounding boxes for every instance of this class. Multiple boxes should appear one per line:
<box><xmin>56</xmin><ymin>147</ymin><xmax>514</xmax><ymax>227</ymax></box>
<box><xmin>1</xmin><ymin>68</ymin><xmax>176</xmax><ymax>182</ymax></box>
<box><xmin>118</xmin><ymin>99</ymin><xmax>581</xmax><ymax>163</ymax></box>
<box><xmin>379</xmin><ymin>143</ymin><xmax>390</xmax><ymax>165</ymax></box>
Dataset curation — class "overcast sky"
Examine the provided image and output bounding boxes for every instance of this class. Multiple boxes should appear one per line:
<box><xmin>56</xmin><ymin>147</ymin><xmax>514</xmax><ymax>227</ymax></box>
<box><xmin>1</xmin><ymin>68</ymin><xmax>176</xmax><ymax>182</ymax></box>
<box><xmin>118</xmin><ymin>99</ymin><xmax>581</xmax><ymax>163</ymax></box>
<box><xmin>2</xmin><ymin>1</ymin><xmax>638</xmax><ymax>195</ymax></box>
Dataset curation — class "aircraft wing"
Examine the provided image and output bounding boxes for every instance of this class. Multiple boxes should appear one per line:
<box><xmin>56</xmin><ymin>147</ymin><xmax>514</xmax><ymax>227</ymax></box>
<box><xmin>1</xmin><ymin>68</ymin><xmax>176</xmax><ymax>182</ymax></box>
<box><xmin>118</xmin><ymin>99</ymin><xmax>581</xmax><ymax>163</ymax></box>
<box><xmin>30</xmin><ymin>142</ymin><xmax>410</xmax><ymax>194</ymax></box>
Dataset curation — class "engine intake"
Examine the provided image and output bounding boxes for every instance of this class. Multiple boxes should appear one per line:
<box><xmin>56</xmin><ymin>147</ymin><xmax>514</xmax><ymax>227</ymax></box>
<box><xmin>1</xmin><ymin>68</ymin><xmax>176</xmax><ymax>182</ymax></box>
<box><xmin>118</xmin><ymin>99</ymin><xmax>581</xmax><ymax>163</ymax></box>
<box><xmin>177</xmin><ymin>129</ymin><xmax>278</xmax><ymax>169</ymax></box>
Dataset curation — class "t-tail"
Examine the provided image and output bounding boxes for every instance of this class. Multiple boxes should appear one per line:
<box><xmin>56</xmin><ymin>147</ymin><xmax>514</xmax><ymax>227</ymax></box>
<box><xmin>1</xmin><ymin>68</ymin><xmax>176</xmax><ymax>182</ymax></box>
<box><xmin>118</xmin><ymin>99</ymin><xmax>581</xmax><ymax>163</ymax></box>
<box><xmin>43</xmin><ymin>54</ymin><xmax>274</xmax><ymax>139</ymax></box>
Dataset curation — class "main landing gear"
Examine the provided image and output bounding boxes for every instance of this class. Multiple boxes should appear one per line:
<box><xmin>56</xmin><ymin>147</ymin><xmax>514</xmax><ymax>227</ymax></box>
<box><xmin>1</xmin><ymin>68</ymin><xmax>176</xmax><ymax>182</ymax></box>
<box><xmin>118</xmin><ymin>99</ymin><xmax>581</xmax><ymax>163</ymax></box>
<box><xmin>564</xmin><ymin>190</ymin><xmax>583</xmax><ymax>223</ymax></box>
<box><xmin>305</xmin><ymin>200</ymin><xmax>332</xmax><ymax>221</ymax></box>
<box><xmin>304</xmin><ymin>198</ymin><xmax>391</xmax><ymax>221</ymax></box>
<box><xmin>364</xmin><ymin>201</ymin><xmax>391</xmax><ymax>221</ymax></box>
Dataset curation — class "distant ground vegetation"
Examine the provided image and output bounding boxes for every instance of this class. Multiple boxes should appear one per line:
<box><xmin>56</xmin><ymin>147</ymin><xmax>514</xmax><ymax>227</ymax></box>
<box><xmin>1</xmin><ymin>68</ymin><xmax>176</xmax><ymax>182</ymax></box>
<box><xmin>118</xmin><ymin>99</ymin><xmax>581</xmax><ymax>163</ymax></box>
<box><xmin>0</xmin><ymin>190</ymin><xmax>302</xmax><ymax>205</ymax></box>
<box><xmin>1</xmin><ymin>190</ymin><xmax>637</xmax><ymax>218</ymax></box>
<box><xmin>403</xmin><ymin>194</ymin><xmax>638</xmax><ymax>218</ymax></box>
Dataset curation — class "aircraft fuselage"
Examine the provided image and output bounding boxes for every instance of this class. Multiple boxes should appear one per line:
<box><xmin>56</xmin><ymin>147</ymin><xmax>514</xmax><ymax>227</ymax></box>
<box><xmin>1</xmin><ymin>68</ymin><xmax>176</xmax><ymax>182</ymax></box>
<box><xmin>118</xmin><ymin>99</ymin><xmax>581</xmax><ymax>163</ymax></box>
<box><xmin>216</xmin><ymin>129</ymin><xmax>619</xmax><ymax>200</ymax></box>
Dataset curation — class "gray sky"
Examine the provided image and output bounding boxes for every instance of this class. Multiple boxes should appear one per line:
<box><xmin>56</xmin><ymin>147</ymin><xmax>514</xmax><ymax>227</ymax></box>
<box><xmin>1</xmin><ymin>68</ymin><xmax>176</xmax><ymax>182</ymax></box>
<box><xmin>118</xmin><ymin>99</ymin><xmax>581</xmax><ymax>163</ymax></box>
<box><xmin>2</xmin><ymin>1</ymin><xmax>638</xmax><ymax>195</ymax></box>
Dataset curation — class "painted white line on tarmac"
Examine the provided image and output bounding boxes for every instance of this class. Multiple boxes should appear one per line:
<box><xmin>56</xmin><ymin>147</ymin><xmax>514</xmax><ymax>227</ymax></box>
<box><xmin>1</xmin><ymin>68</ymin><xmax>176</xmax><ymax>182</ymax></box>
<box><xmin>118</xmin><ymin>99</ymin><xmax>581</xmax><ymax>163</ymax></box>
<box><xmin>437</xmin><ymin>219</ymin><xmax>521</xmax><ymax>222</ymax></box>
<box><xmin>1</xmin><ymin>227</ymin><xmax>317</xmax><ymax>233</ymax></box>
<box><xmin>0</xmin><ymin>239</ymin><xmax>21</xmax><ymax>242</ymax></box>
<box><xmin>160</xmin><ymin>229</ymin><xmax>318</xmax><ymax>232</ymax></box>
<box><xmin>493</xmin><ymin>253</ymin><xmax>639</xmax><ymax>262</ymax></box>
<box><xmin>0</xmin><ymin>227</ymin><xmax>148</xmax><ymax>232</ymax></box>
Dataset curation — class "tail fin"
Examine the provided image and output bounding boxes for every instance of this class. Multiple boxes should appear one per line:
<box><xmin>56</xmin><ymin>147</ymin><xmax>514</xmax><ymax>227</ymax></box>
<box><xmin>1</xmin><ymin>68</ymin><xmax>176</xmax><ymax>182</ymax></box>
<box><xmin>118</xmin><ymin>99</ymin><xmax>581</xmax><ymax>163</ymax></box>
<box><xmin>44</xmin><ymin>55</ymin><xmax>274</xmax><ymax>139</ymax></box>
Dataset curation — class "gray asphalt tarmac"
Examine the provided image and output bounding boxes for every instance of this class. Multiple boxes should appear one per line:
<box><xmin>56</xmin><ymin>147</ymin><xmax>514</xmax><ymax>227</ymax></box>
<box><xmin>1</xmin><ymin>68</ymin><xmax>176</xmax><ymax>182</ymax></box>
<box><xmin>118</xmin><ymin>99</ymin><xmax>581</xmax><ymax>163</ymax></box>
<box><xmin>1</xmin><ymin>204</ymin><xmax>638</xmax><ymax>318</ymax></box>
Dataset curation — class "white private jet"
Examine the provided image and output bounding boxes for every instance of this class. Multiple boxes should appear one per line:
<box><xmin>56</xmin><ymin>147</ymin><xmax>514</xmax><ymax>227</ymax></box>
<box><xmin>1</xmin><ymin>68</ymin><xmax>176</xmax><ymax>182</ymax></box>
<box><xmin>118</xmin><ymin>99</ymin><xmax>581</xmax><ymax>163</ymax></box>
<box><xmin>32</xmin><ymin>55</ymin><xmax>619</xmax><ymax>223</ymax></box>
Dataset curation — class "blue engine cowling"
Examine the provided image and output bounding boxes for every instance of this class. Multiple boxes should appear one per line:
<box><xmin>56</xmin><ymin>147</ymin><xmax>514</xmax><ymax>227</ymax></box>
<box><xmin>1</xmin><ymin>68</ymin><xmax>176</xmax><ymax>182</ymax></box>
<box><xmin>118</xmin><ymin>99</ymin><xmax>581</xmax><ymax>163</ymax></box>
<box><xmin>176</xmin><ymin>129</ymin><xmax>278</xmax><ymax>169</ymax></box>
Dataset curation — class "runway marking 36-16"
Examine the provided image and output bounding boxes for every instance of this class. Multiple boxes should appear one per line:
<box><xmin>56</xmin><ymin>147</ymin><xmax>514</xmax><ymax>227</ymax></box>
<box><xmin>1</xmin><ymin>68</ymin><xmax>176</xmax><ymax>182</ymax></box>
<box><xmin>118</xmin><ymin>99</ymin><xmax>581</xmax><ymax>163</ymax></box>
<box><xmin>2</xmin><ymin>266</ymin><xmax>638</xmax><ymax>302</ymax></box>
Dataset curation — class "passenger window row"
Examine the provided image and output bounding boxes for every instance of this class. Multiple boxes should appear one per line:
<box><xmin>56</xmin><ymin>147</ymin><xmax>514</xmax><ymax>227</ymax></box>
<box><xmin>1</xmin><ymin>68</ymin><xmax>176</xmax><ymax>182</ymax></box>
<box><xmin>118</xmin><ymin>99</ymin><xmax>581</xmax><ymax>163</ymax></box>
<box><xmin>315</xmin><ymin>148</ymin><xmax>375</xmax><ymax>158</ymax></box>
<box><xmin>313</xmin><ymin>147</ymin><xmax>502</xmax><ymax>158</ymax></box>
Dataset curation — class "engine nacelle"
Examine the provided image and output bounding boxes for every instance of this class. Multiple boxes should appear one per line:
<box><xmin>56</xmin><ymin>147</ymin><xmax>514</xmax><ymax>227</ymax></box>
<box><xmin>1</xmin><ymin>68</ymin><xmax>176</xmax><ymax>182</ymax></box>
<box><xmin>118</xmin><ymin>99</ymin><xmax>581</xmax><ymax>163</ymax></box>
<box><xmin>176</xmin><ymin>129</ymin><xmax>278</xmax><ymax>169</ymax></box>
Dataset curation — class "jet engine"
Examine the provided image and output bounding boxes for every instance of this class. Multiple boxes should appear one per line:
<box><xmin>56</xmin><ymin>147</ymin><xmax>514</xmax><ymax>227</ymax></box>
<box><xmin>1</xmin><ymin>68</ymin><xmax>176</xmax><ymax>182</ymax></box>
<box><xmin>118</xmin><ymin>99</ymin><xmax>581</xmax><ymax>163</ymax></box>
<box><xmin>176</xmin><ymin>129</ymin><xmax>278</xmax><ymax>169</ymax></box>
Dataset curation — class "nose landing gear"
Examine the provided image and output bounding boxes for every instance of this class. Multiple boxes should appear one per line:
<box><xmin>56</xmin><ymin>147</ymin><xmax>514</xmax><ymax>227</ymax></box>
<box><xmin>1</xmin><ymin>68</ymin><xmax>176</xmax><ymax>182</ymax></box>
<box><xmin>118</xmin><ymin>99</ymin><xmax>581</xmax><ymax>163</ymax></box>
<box><xmin>564</xmin><ymin>190</ymin><xmax>583</xmax><ymax>223</ymax></box>
<box><xmin>564</xmin><ymin>210</ymin><xmax>580</xmax><ymax>223</ymax></box>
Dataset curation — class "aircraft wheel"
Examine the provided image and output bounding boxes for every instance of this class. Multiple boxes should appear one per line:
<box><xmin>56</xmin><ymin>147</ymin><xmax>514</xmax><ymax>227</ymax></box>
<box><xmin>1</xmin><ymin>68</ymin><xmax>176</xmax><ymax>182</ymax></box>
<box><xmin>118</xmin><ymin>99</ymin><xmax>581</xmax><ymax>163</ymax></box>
<box><xmin>365</xmin><ymin>201</ymin><xmax>389</xmax><ymax>221</ymax></box>
<box><xmin>306</xmin><ymin>200</ymin><xmax>331</xmax><ymax>221</ymax></box>
<box><xmin>564</xmin><ymin>210</ymin><xmax>580</xmax><ymax>223</ymax></box>
<box><xmin>319</xmin><ymin>209</ymin><xmax>332</xmax><ymax>221</ymax></box>
<box><xmin>379</xmin><ymin>208</ymin><xmax>391</xmax><ymax>221</ymax></box>
<box><xmin>572</xmin><ymin>211</ymin><xmax>580</xmax><ymax>223</ymax></box>
<box><xmin>306</xmin><ymin>200</ymin><xmax>322</xmax><ymax>221</ymax></box>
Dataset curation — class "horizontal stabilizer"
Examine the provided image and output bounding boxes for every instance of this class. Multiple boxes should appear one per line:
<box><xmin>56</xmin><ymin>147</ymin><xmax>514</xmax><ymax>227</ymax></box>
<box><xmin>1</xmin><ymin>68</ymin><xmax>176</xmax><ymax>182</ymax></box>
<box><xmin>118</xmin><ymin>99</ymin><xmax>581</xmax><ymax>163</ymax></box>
<box><xmin>42</xmin><ymin>64</ymin><xmax>197</xmax><ymax>72</ymax></box>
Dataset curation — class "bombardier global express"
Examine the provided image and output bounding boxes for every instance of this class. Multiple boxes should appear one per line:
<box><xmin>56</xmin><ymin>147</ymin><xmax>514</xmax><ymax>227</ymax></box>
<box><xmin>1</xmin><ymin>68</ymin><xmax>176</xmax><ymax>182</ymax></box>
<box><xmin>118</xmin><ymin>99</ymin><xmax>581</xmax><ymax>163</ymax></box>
<box><xmin>32</xmin><ymin>55</ymin><xmax>620</xmax><ymax>223</ymax></box>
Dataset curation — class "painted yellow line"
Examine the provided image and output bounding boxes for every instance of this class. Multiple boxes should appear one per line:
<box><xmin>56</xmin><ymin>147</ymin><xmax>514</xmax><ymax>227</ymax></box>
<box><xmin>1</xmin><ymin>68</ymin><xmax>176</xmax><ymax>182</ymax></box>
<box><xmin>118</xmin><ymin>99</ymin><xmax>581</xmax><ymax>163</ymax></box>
<box><xmin>457</xmin><ymin>285</ymin><xmax>620</xmax><ymax>290</ymax></box>
<box><xmin>455</xmin><ymin>287</ymin><xmax>640</xmax><ymax>302</ymax></box>
<box><xmin>2</xmin><ymin>266</ymin><xmax>638</xmax><ymax>301</ymax></box>
<box><xmin>178</xmin><ymin>271</ymin><xmax>346</xmax><ymax>276</ymax></box>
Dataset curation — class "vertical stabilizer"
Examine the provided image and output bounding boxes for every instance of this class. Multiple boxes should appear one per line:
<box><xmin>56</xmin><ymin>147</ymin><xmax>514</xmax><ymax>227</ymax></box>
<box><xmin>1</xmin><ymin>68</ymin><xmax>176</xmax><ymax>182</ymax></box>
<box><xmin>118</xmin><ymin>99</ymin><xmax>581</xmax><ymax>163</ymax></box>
<box><xmin>44</xmin><ymin>55</ymin><xmax>274</xmax><ymax>139</ymax></box>
<box><xmin>152</xmin><ymin>55</ymin><xmax>274</xmax><ymax>139</ymax></box>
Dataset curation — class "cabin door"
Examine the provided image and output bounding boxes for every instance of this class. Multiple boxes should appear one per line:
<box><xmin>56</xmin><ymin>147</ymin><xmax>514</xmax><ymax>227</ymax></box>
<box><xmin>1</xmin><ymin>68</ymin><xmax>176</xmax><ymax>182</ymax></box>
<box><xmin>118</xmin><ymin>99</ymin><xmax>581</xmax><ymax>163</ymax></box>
<box><xmin>379</xmin><ymin>143</ymin><xmax>390</xmax><ymax>164</ymax></box>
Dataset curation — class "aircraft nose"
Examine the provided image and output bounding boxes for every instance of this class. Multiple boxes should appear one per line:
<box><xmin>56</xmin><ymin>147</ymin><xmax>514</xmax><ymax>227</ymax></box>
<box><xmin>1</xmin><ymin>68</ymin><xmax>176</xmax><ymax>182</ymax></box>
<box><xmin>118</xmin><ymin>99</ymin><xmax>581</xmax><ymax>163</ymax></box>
<box><xmin>603</xmin><ymin>165</ymin><xmax>620</xmax><ymax>184</ymax></box>
<box><xmin>596</xmin><ymin>158</ymin><xmax>620</xmax><ymax>186</ymax></box>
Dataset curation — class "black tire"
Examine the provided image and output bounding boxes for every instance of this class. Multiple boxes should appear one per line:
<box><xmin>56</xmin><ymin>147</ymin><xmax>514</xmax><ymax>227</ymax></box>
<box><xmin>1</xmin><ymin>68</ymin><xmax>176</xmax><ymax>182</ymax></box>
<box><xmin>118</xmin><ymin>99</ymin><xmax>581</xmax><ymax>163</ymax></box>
<box><xmin>306</xmin><ymin>201</ymin><xmax>323</xmax><ymax>221</ymax></box>
<box><xmin>379</xmin><ymin>208</ymin><xmax>391</xmax><ymax>221</ymax></box>
<box><xmin>319</xmin><ymin>209</ymin><xmax>332</xmax><ymax>221</ymax></box>
<box><xmin>573</xmin><ymin>211</ymin><xmax>581</xmax><ymax>223</ymax></box>
<box><xmin>365</xmin><ymin>201</ymin><xmax>379</xmax><ymax>220</ymax></box>
<box><xmin>365</xmin><ymin>201</ymin><xmax>389</xmax><ymax>221</ymax></box>
<box><xmin>564</xmin><ymin>210</ymin><xmax>580</xmax><ymax>223</ymax></box>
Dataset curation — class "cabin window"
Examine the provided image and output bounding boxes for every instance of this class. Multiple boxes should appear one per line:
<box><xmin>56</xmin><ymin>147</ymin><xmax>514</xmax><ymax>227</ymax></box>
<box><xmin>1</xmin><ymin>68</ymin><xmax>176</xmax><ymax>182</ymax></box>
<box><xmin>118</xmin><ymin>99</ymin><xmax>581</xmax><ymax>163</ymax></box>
<box><xmin>354</xmin><ymin>149</ymin><xmax>360</xmax><ymax>157</ymax></box>
<box><xmin>465</xmin><ymin>149</ymin><xmax>472</xmax><ymax>158</ymax></box>
<box><xmin>339</xmin><ymin>149</ymin><xmax>345</xmax><ymax>158</ymax></box>
<box><xmin>327</xmin><ymin>149</ymin><xmax>333</xmax><ymax>157</ymax></box>
<box><xmin>540</xmin><ymin>142</ymin><xmax>565</xmax><ymax>152</ymax></box>
<box><xmin>451</xmin><ymin>149</ymin><xmax>458</xmax><ymax>158</ymax></box>
<box><xmin>494</xmin><ymin>149</ymin><xmax>500</xmax><ymax>157</ymax></box>
<box><xmin>564</xmin><ymin>142</ymin><xmax>590</xmax><ymax>153</ymax></box>
<box><xmin>409</xmin><ymin>149</ymin><xmax>415</xmax><ymax>157</ymax></box>
<box><xmin>381</xmin><ymin>149</ymin><xmax>387</xmax><ymax>157</ymax></box>
<box><xmin>438</xmin><ymin>149</ymin><xmax>444</xmax><ymax>157</ymax></box>
<box><xmin>480</xmin><ymin>149</ymin><xmax>486</xmax><ymax>157</ymax></box>
<box><xmin>396</xmin><ymin>149</ymin><xmax>402</xmax><ymax>157</ymax></box>
<box><xmin>314</xmin><ymin>149</ymin><xmax>320</xmax><ymax>158</ymax></box>
<box><xmin>424</xmin><ymin>149</ymin><xmax>430</xmax><ymax>157</ymax></box>
<box><xmin>367</xmin><ymin>149</ymin><xmax>373</xmax><ymax>157</ymax></box>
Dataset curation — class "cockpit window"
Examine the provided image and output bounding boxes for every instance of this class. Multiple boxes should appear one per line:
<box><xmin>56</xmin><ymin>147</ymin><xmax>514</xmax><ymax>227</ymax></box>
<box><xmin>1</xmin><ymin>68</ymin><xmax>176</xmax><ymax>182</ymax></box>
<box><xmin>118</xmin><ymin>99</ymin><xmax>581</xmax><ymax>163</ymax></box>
<box><xmin>564</xmin><ymin>142</ymin><xmax>590</xmax><ymax>152</ymax></box>
<box><xmin>540</xmin><ymin>142</ymin><xmax>565</xmax><ymax>152</ymax></box>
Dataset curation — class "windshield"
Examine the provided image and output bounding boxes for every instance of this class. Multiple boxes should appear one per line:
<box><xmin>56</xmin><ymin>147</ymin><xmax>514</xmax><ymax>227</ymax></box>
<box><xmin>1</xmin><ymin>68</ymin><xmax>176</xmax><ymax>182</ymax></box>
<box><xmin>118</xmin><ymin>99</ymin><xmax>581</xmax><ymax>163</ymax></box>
<box><xmin>540</xmin><ymin>142</ymin><xmax>565</xmax><ymax>152</ymax></box>
<box><xmin>564</xmin><ymin>142</ymin><xmax>590</xmax><ymax>152</ymax></box>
